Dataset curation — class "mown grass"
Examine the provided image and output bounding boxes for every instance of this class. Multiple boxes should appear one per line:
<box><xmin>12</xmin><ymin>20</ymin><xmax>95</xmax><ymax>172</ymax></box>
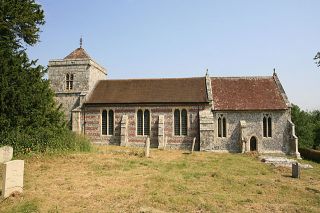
<box><xmin>0</xmin><ymin>146</ymin><xmax>319</xmax><ymax>212</ymax></box>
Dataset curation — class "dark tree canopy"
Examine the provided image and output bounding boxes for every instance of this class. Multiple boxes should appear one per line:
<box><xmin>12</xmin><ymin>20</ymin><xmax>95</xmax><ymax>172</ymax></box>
<box><xmin>314</xmin><ymin>52</ymin><xmax>320</xmax><ymax>67</ymax></box>
<box><xmin>0</xmin><ymin>0</ymin><xmax>89</xmax><ymax>154</ymax></box>
<box><xmin>291</xmin><ymin>104</ymin><xmax>320</xmax><ymax>149</ymax></box>
<box><xmin>0</xmin><ymin>0</ymin><xmax>45</xmax><ymax>51</ymax></box>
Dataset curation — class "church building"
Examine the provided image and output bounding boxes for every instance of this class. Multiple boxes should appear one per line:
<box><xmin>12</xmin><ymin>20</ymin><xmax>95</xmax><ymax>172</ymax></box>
<box><xmin>48</xmin><ymin>45</ymin><xmax>300</xmax><ymax>158</ymax></box>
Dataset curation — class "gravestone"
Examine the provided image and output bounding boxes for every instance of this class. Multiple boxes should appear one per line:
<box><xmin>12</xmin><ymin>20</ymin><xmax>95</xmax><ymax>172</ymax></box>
<box><xmin>292</xmin><ymin>162</ymin><xmax>300</xmax><ymax>178</ymax></box>
<box><xmin>145</xmin><ymin>138</ymin><xmax>150</xmax><ymax>158</ymax></box>
<box><xmin>191</xmin><ymin>137</ymin><xmax>196</xmax><ymax>153</ymax></box>
<box><xmin>0</xmin><ymin>146</ymin><xmax>13</xmax><ymax>164</ymax></box>
<box><xmin>2</xmin><ymin>160</ymin><xmax>24</xmax><ymax>198</ymax></box>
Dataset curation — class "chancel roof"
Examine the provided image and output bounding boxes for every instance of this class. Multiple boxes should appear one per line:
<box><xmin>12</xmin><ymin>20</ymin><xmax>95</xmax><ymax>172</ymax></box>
<box><xmin>211</xmin><ymin>76</ymin><xmax>288</xmax><ymax>110</ymax></box>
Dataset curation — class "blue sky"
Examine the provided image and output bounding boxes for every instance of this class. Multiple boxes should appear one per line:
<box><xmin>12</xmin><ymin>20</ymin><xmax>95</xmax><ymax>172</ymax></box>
<box><xmin>28</xmin><ymin>0</ymin><xmax>320</xmax><ymax>110</ymax></box>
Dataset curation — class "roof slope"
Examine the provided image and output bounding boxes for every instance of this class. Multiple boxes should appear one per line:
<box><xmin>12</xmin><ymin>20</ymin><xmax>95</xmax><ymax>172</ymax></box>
<box><xmin>64</xmin><ymin>48</ymin><xmax>90</xmax><ymax>59</ymax></box>
<box><xmin>86</xmin><ymin>77</ymin><xmax>208</xmax><ymax>104</ymax></box>
<box><xmin>211</xmin><ymin>76</ymin><xmax>288</xmax><ymax>110</ymax></box>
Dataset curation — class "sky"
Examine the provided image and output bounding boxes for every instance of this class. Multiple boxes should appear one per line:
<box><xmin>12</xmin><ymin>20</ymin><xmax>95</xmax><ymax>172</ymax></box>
<box><xmin>27</xmin><ymin>0</ymin><xmax>320</xmax><ymax>110</ymax></box>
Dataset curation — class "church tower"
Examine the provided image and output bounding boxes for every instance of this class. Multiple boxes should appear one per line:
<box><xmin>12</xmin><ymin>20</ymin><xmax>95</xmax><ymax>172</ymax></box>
<box><xmin>48</xmin><ymin>41</ymin><xmax>107</xmax><ymax>130</ymax></box>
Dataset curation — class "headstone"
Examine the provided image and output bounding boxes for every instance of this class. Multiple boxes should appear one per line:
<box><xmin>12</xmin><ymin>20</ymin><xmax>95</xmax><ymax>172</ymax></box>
<box><xmin>0</xmin><ymin>146</ymin><xmax>13</xmax><ymax>164</ymax></box>
<box><xmin>145</xmin><ymin>138</ymin><xmax>150</xmax><ymax>158</ymax></box>
<box><xmin>191</xmin><ymin>137</ymin><xmax>196</xmax><ymax>153</ymax></box>
<box><xmin>292</xmin><ymin>162</ymin><xmax>300</xmax><ymax>178</ymax></box>
<box><xmin>2</xmin><ymin>160</ymin><xmax>24</xmax><ymax>198</ymax></box>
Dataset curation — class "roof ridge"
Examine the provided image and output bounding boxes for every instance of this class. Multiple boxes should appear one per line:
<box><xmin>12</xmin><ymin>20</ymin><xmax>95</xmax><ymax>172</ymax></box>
<box><xmin>99</xmin><ymin>77</ymin><xmax>205</xmax><ymax>81</ymax></box>
<box><xmin>211</xmin><ymin>76</ymin><xmax>273</xmax><ymax>79</ymax></box>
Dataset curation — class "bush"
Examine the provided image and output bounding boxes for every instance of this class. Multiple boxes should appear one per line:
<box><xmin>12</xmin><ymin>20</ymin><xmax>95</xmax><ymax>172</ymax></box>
<box><xmin>291</xmin><ymin>104</ymin><xmax>320</xmax><ymax>149</ymax></box>
<box><xmin>299</xmin><ymin>148</ymin><xmax>320</xmax><ymax>163</ymax></box>
<box><xmin>0</xmin><ymin>128</ymin><xmax>92</xmax><ymax>156</ymax></box>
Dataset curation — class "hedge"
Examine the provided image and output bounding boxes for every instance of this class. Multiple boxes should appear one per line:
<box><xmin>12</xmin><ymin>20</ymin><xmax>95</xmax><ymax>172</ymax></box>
<box><xmin>299</xmin><ymin>148</ymin><xmax>320</xmax><ymax>163</ymax></box>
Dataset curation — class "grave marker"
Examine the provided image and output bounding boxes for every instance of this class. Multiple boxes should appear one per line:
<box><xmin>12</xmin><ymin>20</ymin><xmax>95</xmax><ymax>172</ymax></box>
<box><xmin>2</xmin><ymin>160</ymin><xmax>24</xmax><ymax>198</ymax></box>
<box><xmin>0</xmin><ymin>146</ymin><xmax>13</xmax><ymax>164</ymax></box>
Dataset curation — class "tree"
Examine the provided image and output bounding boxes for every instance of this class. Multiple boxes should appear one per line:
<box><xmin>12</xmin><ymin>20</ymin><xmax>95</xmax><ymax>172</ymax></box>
<box><xmin>0</xmin><ymin>1</ymin><xmax>89</xmax><ymax>154</ymax></box>
<box><xmin>291</xmin><ymin>104</ymin><xmax>320</xmax><ymax>149</ymax></box>
<box><xmin>0</xmin><ymin>0</ymin><xmax>44</xmax><ymax>51</ymax></box>
<box><xmin>314</xmin><ymin>52</ymin><xmax>320</xmax><ymax>67</ymax></box>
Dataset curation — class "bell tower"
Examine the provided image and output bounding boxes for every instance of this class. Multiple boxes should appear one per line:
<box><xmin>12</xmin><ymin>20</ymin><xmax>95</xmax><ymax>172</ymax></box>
<box><xmin>48</xmin><ymin>40</ymin><xmax>107</xmax><ymax>129</ymax></box>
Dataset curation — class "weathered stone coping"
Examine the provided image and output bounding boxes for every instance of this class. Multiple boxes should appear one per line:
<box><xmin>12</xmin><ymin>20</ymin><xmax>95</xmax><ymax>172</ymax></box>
<box><xmin>259</xmin><ymin>156</ymin><xmax>313</xmax><ymax>169</ymax></box>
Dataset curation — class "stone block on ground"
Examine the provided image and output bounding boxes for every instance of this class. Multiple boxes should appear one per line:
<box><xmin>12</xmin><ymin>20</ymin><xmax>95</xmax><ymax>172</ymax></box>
<box><xmin>2</xmin><ymin>160</ymin><xmax>24</xmax><ymax>198</ymax></box>
<box><xmin>259</xmin><ymin>155</ymin><xmax>313</xmax><ymax>169</ymax></box>
<box><xmin>145</xmin><ymin>138</ymin><xmax>150</xmax><ymax>158</ymax></box>
<box><xmin>0</xmin><ymin>146</ymin><xmax>13</xmax><ymax>164</ymax></box>
<box><xmin>292</xmin><ymin>162</ymin><xmax>300</xmax><ymax>178</ymax></box>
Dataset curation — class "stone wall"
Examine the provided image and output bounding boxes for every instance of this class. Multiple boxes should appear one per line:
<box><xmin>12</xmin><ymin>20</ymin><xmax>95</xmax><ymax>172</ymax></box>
<box><xmin>48</xmin><ymin>59</ymin><xmax>91</xmax><ymax>92</ymax></box>
<box><xmin>211</xmin><ymin>110</ymin><xmax>291</xmax><ymax>153</ymax></box>
<box><xmin>54</xmin><ymin>93</ymin><xmax>80</xmax><ymax>125</ymax></box>
<box><xmin>88</xmin><ymin>61</ymin><xmax>107</xmax><ymax>92</ymax></box>
<box><xmin>48</xmin><ymin>58</ymin><xmax>106</xmax><ymax>127</ymax></box>
<box><xmin>83</xmin><ymin>105</ymin><xmax>204</xmax><ymax>149</ymax></box>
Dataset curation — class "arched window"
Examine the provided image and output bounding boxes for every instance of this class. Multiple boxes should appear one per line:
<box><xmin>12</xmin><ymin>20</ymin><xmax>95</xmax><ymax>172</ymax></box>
<box><xmin>263</xmin><ymin>117</ymin><xmax>267</xmax><ymax>137</ymax></box>
<box><xmin>174</xmin><ymin>109</ymin><xmax>180</xmax><ymax>135</ymax></box>
<box><xmin>218</xmin><ymin>117</ymin><xmax>222</xmax><ymax>137</ymax></box>
<box><xmin>268</xmin><ymin>117</ymin><xmax>272</xmax><ymax>137</ymax></box>
<box><xmin>217</xmin><ymin>114</ymin><xmax>227</xmax><ymax>138</ymax></box>
<box><xmin>101</xmin><ymin>109</ymin><xmax>114</xmax><ymax>135</ymax></box>
<box><xmin>144</xmin><ymin>110</ymin><xmax>150</xmax><ymax>135</ymax></box>
<box><xmin>66</xmin><ymin>73</ymin><xmax>74</xmax><ymax>90</ymax></box>
<box><xmin>181</xmin><ymin>109</ymin><xmax>188</xmax><ymax>136</ymax></box>
<box><xmin>137</xmin><ymin>109</ymin><xmax>143</xmax><ymax>135</ymax></box>
<box><xmin>263</xmin><ymin>114</ymin><xmax>272</xmax><ymax>138</ymax></box>
<box><xmin>108</xmin><ymin>110</ymin><xmax>114</xmax><ymax>135</ymax></box>
<box><xmin>174</xmin><ymin>109</ymin><xmax>188</xmax><ymax>136</ymax></box>
<box><xmin>70</xmin><ymin>74</ymin><xmax>74</xmax><ymax>90</ymax></box>
<box><xmin>102</xmin><ymin>110</ymin><xmax>107</xmax><ymax>135</ymax></box>
<box><xmin>137</xmin><ymin>109</ymin><xmax>150</xmax><ymax>135</ymax></box>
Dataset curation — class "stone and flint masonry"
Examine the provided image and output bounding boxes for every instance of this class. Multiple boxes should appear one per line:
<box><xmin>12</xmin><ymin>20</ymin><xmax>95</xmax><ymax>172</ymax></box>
<box><xmin>48</xmin><ymin>45</ymin><xmax>301</xmax><ymax>158</ymax></box>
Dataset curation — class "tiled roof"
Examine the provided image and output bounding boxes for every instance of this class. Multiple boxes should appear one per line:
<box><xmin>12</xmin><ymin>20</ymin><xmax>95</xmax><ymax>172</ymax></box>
<box><xmin>211</xmin><ymin>76</ymin><xmax>288</xmax><ymax>110</ymax></box>
<box><xmin>64</xmin><ymin>48</ymin><xmax>90</xmax><ymax>59</ymax></box>
<box><xmin>86</xmin><ymin>77</ymin><xmax>208</xmax><ymax>104</ymax></box>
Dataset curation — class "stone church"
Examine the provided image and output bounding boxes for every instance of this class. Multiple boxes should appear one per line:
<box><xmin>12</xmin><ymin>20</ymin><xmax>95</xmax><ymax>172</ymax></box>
<box><xmin>48</xmin><ymin>46</ymin><xmax>300</xmax><ymax>158</ymax></box>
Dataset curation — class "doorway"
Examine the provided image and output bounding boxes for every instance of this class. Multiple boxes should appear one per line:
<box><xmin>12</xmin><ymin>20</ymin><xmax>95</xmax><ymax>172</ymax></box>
<box><xmin>250</xmin><ymin>136</ymin><xmax>257</xmax><ymax>151</ymax></box>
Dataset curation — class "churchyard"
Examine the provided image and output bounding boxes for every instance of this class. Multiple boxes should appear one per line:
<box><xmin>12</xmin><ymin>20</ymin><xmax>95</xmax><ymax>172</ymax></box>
<box><xmin>0</xmin><ymin>146</ymin><xmax>319</xmax><ymax>213</ymax></box>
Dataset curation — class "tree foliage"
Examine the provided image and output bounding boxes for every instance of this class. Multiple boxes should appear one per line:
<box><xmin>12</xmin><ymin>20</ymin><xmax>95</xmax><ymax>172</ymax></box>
<box><xmin>314</xmin><ymin>52</ymin><xmax>320</xmax><ymax>67</ymax></box>
<box><xmin>291</xmin><ymin>104</ymin><xmax>320</xmax><ymax>149</ymax></box>
<box><xmin>0</xmin><ymin>0</ymin><xmax>90</xmax><ymax>154</ymax></box>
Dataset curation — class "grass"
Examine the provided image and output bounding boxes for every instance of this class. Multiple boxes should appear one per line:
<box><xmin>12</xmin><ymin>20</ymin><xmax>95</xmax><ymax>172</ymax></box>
<box><xmin>0</xmin><ymin>146</ymin><xmax>319</xmax><ymax>212</ymax></box>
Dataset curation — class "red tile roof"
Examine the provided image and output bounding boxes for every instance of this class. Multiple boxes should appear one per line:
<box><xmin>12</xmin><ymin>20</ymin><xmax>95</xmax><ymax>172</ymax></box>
<box><xmin>211</xmin><ymin>77</ymin><xmax>288</xmax><ymax>110</ymax></box>
<box><xmin>86</xmin><ymin>77</ymin><xmax>208</xmax><ymax>104</ymax></box>
<box><xmin>64</xmin><ymin>48</ymin><xmax>90</xmax><ymax>59</ymax></box>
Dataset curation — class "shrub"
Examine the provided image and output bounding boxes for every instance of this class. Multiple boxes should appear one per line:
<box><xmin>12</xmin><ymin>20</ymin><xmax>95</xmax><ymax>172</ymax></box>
<box><xmin>0</xmin><ymin>128</ymin><xmax>92</xmax><ymax>156</ymax></box>
<box><xmin>299</xmin><ymin>148</ymin><xmax>320</xmax><ymax>163</ymax></box>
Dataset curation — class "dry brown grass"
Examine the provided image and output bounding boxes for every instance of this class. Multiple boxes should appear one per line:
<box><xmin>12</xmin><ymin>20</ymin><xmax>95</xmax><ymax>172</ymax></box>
<box><xmin>0</xmin><ymin>146</ymin><xmax>320</xmax><ymax>213</ymax></box>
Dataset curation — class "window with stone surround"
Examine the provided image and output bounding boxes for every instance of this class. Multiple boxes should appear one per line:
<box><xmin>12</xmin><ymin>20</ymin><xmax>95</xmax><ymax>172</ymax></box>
<box><xmin>137</xmin><ymin>109</ymin><xmax>150</xmax><ymax>136</ymax></box>
<box><xmin>218</xmin><ymin>114</ymin><xmax>227</xmax><ymax>137</ymax></box>
<box><xmin>101</xmin><ymin>109</ymin><xmax>114</xmax><ymax>135</ymax></box>
<box><xmin>263</xmin><ymin>114</ymin><xmax>272</xmax><ymax>137</ymax></box>
<box><xmin>66</xmin><ymin>73</ymin><xmax>74</xmax><ymax>90</ymax></box>
<box><xmin>174</xmin><ymin>109</ymin><xmax>188</xmax><ymax>136</ymax></box>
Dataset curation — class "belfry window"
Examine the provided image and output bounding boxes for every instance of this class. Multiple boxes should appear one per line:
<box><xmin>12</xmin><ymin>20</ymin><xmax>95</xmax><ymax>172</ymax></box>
<box><xmin>66</xmin><ymin>73</ymin><xmax>74</xmax><ymax>90</ymax></box>
<box><xmin>218</xmin><ymin>114</ymin><xmax>227</xmax><ymax>137</ymax></box>
<box><xmin>174</xmin><ymin>109</ymin><xmax>188</xmax><ymax>136</ymax></box>
<box><xmin>101</xmin><ymin>109</ymin><xmax>114</xmax><ymax>135</ymax></box>
<box><xmin>137</xmin><ymin>109</ymin><xmax>150</xmax><ymax>136</ymax></box>
<box><xmin>263</xmin><ymin>114</ymin><xmax>272</xmax><ymax>137</ymax></box>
